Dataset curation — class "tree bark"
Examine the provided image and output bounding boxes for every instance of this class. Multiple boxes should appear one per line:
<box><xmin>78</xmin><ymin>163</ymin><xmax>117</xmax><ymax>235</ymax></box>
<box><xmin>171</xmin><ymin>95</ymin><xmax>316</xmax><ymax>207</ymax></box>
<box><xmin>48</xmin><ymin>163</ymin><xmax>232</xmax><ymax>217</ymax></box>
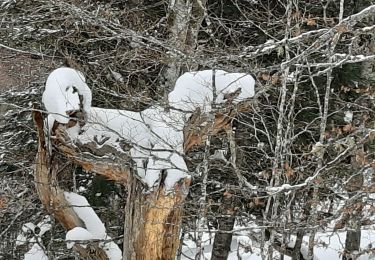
<box><xmin>292</xmin><ymin>231</ymin><xmax>305</xmax><ymax>260</ymax></box>
<box><xmin>343</xmin><ymin>155</ymin><xmax>364</xmax><ymax>260</ymax></box>
<box><xmin>211</xmin><ymin>215</ymin><xmax>236</xmax><ymax>260</ymax></box>
<box><xmin>163</xmin><ymin>0</ymin><xmax>207</xmax><ymax>94</ymax></box>
<box><xmin>123</xmin><ymin>176</ymin><xmax>190</xmax><ymax>260</ymax></box>
<box><xmin>33</xmin><ymin>111</ymin><xmax>108</xmax><ymax>260</ymax></box>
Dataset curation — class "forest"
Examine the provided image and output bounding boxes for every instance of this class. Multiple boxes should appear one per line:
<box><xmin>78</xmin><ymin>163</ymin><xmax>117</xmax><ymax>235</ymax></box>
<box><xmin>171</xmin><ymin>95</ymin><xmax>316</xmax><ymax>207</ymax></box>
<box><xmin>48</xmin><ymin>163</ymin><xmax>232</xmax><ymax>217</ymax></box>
<box><xmin>0</xmin><ymin>0</ymin><xmax>374</xmax><ymax>259</ymax></box>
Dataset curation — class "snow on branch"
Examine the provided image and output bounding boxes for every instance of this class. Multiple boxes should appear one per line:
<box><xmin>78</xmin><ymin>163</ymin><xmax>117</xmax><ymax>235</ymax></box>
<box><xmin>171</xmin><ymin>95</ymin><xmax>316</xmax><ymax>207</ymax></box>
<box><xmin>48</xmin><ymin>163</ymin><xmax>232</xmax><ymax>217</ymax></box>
<box><xmin>64</xmin><ymin>192</ymin><xmax>122</xmax><ymax>260</ymax></box>
<box><xmin>169</xmin><ymin>70</ymin><xmax>255</xmax><ymax>112</ymax></box>
<box><xmin>42</xmin><ymin>67</ymin><xmax>91</xmax><ymax>124</ymax></box>
<box><xmin>266</xmin><ymin>130</ymin><xmax>374</xmax><ymax>195</ymax></box>
<box><xmin>16</xmin><ymin>217</ymin><xmax>52</xmax><ymax>260</ymax></box>
<box><xmin>42</xmin><ymin>68</ymin><xmax>255</xmax><ymax>190</ymax></box>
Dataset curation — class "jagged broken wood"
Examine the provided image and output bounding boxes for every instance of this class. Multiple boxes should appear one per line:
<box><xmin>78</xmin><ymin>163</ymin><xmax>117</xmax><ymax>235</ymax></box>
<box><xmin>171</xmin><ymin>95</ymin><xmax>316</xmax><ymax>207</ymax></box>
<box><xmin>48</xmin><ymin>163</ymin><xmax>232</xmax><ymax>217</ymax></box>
<box><xmin>33</xmin><ymin>110</ymin><xmax>109</xmax><ymax>260</ymax></box>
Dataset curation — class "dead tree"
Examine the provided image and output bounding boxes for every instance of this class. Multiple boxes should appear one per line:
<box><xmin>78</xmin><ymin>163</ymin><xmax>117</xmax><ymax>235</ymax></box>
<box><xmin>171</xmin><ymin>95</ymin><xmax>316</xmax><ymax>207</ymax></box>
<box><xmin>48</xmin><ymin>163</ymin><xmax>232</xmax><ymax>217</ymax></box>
<box><xmin>33</xmin><ymin>96</ymin><xmax>251</xmax><ymax>259</ymax></box>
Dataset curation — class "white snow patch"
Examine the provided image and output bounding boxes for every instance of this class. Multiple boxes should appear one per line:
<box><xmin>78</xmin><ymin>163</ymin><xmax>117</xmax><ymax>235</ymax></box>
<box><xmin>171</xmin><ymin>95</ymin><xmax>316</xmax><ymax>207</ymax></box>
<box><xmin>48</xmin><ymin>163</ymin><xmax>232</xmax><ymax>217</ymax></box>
<box><xmin>17</xmin><ymin>217</ymin><xmax>51</xmax><ymax>247</ymax></box>
<box><xmin>24</xmin><ymin>244</ymin><xmax>48</xmax><ymax>260</ymax></box>
<box><xmin>109</xmin><ymin>68</ymin><xmax>124</xmax><ymax>82</ymax></box>
<box><xmin>181</xmin><ymin>229</ymin><xmax>375</xmax><ymax>260</ymax></box>
<box><xmin>101</xmin><ymin>240</ymin><xmax>123</xmax><ymax>260</ymax></box>
<box><xmin>64</xmin><ymin>192</ymin><xmax>122</xmax><ymax>260</ymax></box>
<box><xmin>210</xmin><ymin>149</ymin><xmax>228</xmax><ymax>161</ymax></box>
<box><xmin>181</xmin><ymin>230</ymin><xmax>262</xmax><ymax>260</ymax></box>
<box><xmin>169</xmin><ymin>70</ymin><xmax>255</xmax><ymax>113</ymax></box>
<box><xmin>344</xmin><ymin>111</ymin><xmax>353</xmax><ymax>123</ymax></box>
<box><xmin>66</xmin><ymin>227</ymin><xmax>94</xmax><ymax>249</ymax></box>
<box><xmin>64</xmin><ymin>192</ymin><xmax>106</xmax><ymax>238</ymax></box>
<box><xmin>42</xmin><ymin>67</ymin><xmax>92</xmax><ymax>124</ymax></box>
<box><xmin>22</xmin><ymin>222</ymin><xmax>36</xmax><ymax>233</ymax></box>
<box><xmin>78</xmin><ymin>107</ymin><xmax>187</xmax><ymax>189</ymax></box>
<box><xmin>16</xmin><ymin>233</ymin><xmax>28</xmax><ymax>246</ymax></box>
<box><xmin>66</xmin><ymin>123</ymin><xmax>81</xmax><ymax>140</ymax></box>
<box><xmin>36</xmin><ymin>216</ymin><xmax>52</xmax><ymax>237</ymax></box>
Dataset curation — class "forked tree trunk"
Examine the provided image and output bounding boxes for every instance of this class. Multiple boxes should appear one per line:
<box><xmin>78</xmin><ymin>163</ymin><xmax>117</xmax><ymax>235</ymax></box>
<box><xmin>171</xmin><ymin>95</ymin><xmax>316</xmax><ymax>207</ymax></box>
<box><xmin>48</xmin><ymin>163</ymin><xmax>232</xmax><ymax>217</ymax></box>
<box><xmin>34</xmin><ymin>100</ymin><xmax>249</xmax><ymax>259</ymax></box>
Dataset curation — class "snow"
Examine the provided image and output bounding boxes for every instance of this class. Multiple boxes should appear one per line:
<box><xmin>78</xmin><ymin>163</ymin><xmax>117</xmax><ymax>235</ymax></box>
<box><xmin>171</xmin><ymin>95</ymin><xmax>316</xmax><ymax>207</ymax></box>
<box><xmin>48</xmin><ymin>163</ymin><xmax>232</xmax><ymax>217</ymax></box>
<box><xmin>16</xmin><ymin>217</ymin><xmax>52</xmax><ymax>247</ymax></box>
<box><xmin>75</xmin><ymin>107</ymin><xmax>188</xmax><ymax>189</ymax></box>
<box><xmin>64</xmin><ymin>191</ymin><xmax>106</xmax><ymax>237</ymax></box>
<box><xmin>44</xmin><ymin>68</ymin><xmax>254</xmax><ymax>190</ymax></box>
<box><xmin>16</xmin><ymin>233</ymin><xmax>28</xmax><ymax>246</ymax></box>
<box><xmin>181</xmin><ymin>228</ymin><xmax>375</xmax><ymax>260</ymax></box>
<box><xmin>19</xmin><ymin>217</ymin><xmax>52</xmax><ymax>259</ymax></box>
<box><xmin>101</xmin><ymin>241</ymin><xmax>123</xmax><ymax>260</ymax></box>
<box><xmin>64</xmin><ymin>192</ymin><xmax>122</xmax><ymax>260</ymax></box>
<box><xmin>344</xmin><ymin>110</ymin><xmax>353</xmax><ymax>123</ymax></box>
<box><xmin>283</xmin><ymin>230</ymin><xmax>375</xmax><ymax>260</ymax></box>
<box><xmin>66</xmin><ymin>123</ymin><xmax>81</xmax><ymax>140</ymax></box>
<box><xmin>79</xmin><ymin>107</ymin><xmax>150</xmax><ymax>151</ymax></box>
<box><xmin>42</xmin><ymin>67</ymin><xmax>92</xmax><ymax>124</ymax></box>
<box><xmin>169</xmin><ymin>70</ymin><xmax>255</xmax><ymax>113</ymax></box>
<box><xmin>66</xmin><ymin>227</ymin><xmax>94</xmax><ymax>249</ymax></box>
<box><xmin>22</xmin><ymin>222</ymin><xmax>36</xmax><ymax>233</ymax></box>
<box><xmin>109</xmin><ymin>68</ymin><xmax>124</xmax><ymax>82</ymax></box>
<box><xmin>210</xmin><ymin>149</ymin><xmax>228</xmax><ymax>161</ymax></box>
<box><xmin>36</xmin><ymin>216</ymin><xmax>52</xmax><ymax>236</ymax></box>
<box><xmin>24</xmin><ymin>244</ymin><xmax>48</xmax><ymax>260</ymax></box>
<box><xmin>181</xmin><ymin>230</ymin><xmax>262</xmax><ymax>260</ymax></box>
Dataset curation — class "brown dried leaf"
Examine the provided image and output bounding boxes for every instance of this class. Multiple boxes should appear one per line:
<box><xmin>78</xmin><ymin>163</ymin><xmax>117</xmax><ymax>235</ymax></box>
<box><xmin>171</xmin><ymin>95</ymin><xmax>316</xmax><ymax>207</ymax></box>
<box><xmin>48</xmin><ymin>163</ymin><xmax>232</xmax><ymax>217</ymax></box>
<box><xmin>314</xmin><ymin>176</ymin><xmax>324</xmax><ymax>185</ymax></box>
<box><xmin>260</xmin><ymin>73</ymin><xmax>270</xmax><ymax>81</ymax></box>
<box><xmin>226</xmin><ymin>207</ymin><xmax>236</xmax><ymax>215</ymax></box>
<box><xmin>271</xmin><ymin>75</ymin><xmax>281</xmax><ymax>85</ymax></box>
<box><xmin>253</xmin><ymin>197</ymin><xmax>264</xmax><ymax>206</ymax></box>
<box><xmin>355</xmin><ymin>150</ymin><xmax>368</xmax><ymax>166</ymax></box>
<box><xmin>223</xmin><ymin>190</ymin><xmax>233</xmax><ymax>199</ymax></box>
<box><xmin>341</xmin><ymin>85</ymin><xmax>351</xmax><ymax>93</ymax></box>
<box><xmin>306</xmin><ymin>18</ymin><xmax>317</xmax><ymax>26</ymax></box>
<box><xmin>292</xmin><ymin>11</ymin><xmax>301</xmax><ymax>21</ymax></box>
<box><xmin>0</xmin><ymin>196</ymin><xmax>7</xmax><ymax>209</ymax></box>
<box><xmin>284</xmin><ymin>162</ymin><xmax>294</xmax><ymax>178</ymax></box>
<box><xmin>342</xmin><ymin>124</ymin><xmax>355</xmax><ymax>133</ymax></box>
<box><xmin>336</xmin><ymin>25</ymin><xmax>349</xmax><ymax>33</ymax></box>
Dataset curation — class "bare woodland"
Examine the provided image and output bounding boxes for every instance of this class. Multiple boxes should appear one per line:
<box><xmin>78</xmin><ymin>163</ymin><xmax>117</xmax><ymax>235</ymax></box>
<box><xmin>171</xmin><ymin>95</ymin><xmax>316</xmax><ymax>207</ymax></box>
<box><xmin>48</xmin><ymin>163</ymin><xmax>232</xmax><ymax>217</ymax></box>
<box><xmin>0</xmin><ymin>0</ymin><xmax>375</xmax><ymax>260</ymax></box>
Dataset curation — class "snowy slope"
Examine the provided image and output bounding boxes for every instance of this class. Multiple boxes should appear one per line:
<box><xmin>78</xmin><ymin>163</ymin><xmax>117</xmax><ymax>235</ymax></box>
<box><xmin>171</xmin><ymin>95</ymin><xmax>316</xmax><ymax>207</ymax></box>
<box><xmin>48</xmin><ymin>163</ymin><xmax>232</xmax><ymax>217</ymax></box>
<box><xmin>181</xmin><ymin>229</ymin><xmax>375</xmax><ymax>260</ymax></box>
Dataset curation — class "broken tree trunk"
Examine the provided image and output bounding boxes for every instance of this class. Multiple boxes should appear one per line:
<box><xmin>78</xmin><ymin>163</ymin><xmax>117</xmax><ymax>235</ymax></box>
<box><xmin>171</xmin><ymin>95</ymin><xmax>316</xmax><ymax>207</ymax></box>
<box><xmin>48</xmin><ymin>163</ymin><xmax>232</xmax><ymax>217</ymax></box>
<box><xmin>33</xmin><ymin>98</ymin><xmax>251</xmax><ymax>259</ymax></box>
<box><xmin>33</xmin><ymin>111</ymin><xmax>108</xmax><ymax>260</ymax></box>
<box><xmin>123</xmin><ymin>175</ymin><xmax>190</xmax><ymax>260</ymax></box>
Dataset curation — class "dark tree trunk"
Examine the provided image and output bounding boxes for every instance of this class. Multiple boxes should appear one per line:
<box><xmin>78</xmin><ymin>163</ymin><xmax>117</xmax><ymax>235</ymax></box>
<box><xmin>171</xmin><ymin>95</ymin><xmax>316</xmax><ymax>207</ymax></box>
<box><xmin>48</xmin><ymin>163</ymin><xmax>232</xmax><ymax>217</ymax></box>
<box><xmin>211</xmin><ymin>215</ymin><xmax>236</xmax><ymax>260</ymax></box>
<box><xmin>292</xmin><ymin>231</ymin><xmax>305</xmax><ymax>260</ymax></box>
<box><xmin>343</xmin><ymin>157</ymin><xmax>364</xmax><ymax>260</ymax></box>
<box><xmin>343</xmin><ymin>197</ymin><xmax>363</xmax><ymax>260</ymax></box>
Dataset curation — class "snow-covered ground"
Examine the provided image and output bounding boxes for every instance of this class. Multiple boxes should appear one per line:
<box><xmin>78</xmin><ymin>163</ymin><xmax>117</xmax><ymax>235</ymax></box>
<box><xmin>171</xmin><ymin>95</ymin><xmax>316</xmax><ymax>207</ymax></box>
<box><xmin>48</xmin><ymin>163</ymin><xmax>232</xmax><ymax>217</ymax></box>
<box><xmin>180</xmin><ymin>229</ymin><xmax>375</xmax><ymax>259</ymax></box>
